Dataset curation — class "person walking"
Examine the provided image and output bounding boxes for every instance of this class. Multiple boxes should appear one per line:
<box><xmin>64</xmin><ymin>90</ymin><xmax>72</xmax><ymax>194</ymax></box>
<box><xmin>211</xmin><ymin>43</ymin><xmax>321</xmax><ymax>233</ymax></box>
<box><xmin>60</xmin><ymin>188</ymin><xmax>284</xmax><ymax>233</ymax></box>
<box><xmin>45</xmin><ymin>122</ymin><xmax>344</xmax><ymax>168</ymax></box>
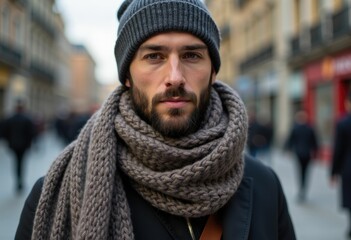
<box><xmin>15</xmin><ymin>0</ymin><xmax>296</xmax><ymax>239</ymax></box>
<box><xmin>247</xmin><ymin>112</ymin><xmax>274</xmax><ymax>166</ymax></box>
<box><xmin>247</xmin><ymin>111</ymin><xmax>263</xmax><ymax>157</ymax></box>
<box><xmin>3</xmin><ymin>100</ymin><xmax>36</xmax><ymax>193</ymax></box>
<box><xmin>330</xmin><ymin>91</ymin><xmax>351</xmax><ymax>239</ymax></box>
<box><xmin>285</xmin><ymin>110</ymin><xmax>318</xmax><ymax>202</ymax></box>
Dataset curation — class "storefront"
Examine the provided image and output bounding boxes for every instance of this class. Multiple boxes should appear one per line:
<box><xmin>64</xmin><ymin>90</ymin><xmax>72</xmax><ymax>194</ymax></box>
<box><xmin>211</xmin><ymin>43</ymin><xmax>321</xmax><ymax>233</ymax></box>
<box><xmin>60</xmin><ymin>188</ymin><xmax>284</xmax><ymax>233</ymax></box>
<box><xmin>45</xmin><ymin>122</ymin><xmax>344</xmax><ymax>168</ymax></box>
<box><xmin>304</xmin><ymin>50</ymin><xmax>351</xmax><ymax>161</ymax></box>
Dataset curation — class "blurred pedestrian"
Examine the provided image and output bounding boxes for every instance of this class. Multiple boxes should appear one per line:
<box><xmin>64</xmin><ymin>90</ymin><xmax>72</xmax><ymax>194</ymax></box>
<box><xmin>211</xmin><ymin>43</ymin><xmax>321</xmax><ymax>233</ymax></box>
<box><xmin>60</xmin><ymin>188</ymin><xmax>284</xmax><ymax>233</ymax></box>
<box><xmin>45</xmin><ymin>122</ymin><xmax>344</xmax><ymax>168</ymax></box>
<box><xmin>247</xmin><ymin>112</ymin><xmax>273</xmax><ymax>163</ymax></box>
<box><xmin>285</xmin><ymin>110</ymin><xmax>318</xmax><ymax>202</ymax></box>
<box><xmin>330</xmin><ymin>91</ymin><xmax>351</xmax><ymax>239</ymax></box>
<box><xmin>247</xmin><ymin>111</ymin><xmax>263</xmax><ymax>157</ymax></box>
<box><xmin>258</xmin><ymin>117</ymin><xmax>274</xmax><ymax>165</ymax></box>
<box><xmin>15</xmin><ymin>0</ymin><xmax>295</xmax><ymax>239</ymax></box>
<box><xmin>2</xmin><ymin>100</ymin><xmax>36</xmax><ymax>193</ymax></box>
<box><xmin>55</xmin><ymin>110</ymin><xmax>78</xmax><ymax>145</ymax></box>
<box><xmin>53</xmin><ymin>110</ymin><xmax>69</xmax><ymax>145</ymax></box>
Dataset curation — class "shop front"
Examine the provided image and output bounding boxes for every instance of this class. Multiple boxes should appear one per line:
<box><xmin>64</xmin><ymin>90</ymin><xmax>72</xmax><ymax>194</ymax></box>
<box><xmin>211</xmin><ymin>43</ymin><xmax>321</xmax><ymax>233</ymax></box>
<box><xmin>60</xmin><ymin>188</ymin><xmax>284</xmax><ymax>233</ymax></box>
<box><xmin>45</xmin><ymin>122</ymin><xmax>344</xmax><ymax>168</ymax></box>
<box><xmin>304</xmin><ymin>50</ymin><xmax>351</xmax><ymax>162</ymax></box>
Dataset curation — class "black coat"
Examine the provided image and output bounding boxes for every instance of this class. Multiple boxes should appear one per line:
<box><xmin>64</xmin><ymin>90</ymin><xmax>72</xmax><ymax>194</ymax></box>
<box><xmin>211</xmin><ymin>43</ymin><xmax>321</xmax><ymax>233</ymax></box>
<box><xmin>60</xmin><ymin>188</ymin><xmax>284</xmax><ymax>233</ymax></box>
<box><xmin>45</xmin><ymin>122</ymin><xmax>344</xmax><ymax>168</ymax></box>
<box><xmin>15</xmin><ymin>156</ymin><xmax>296</xmax><ymax>240</ymax></box>
<box><xmin>3</xmin><ymin>112</ymin><xmax>35</xmax><ymax>152</ymax></box>
<box><xmin>285</xmin><ymin>123</ymin><xmax>318</xmax><ymax>159</ymax></box>
<box><xmin>331</xmin><ymin>114</ymin><xmax>351</xmax><ymax>209</ymax></box>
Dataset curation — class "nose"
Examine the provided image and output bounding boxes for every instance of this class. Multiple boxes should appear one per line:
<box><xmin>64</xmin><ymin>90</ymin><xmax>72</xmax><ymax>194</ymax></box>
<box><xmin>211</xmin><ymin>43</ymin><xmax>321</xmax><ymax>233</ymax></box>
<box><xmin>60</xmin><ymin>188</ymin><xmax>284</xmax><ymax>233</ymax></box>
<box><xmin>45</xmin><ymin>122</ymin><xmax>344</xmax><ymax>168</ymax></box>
<box><xmin>165</xmin><ymin>55</ymin><xmax>185</xmax><ymax>87</ymax></box>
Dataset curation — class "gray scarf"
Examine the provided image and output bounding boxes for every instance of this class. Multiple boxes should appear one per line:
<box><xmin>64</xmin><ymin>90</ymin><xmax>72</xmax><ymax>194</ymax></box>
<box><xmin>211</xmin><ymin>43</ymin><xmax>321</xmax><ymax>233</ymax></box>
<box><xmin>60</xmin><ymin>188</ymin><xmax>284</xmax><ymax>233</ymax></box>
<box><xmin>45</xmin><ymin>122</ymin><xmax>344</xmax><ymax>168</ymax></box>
<box><xmin>32</xmin><ymin>81</ymin><xmax>248</xmax><ymax>240</ymax></box>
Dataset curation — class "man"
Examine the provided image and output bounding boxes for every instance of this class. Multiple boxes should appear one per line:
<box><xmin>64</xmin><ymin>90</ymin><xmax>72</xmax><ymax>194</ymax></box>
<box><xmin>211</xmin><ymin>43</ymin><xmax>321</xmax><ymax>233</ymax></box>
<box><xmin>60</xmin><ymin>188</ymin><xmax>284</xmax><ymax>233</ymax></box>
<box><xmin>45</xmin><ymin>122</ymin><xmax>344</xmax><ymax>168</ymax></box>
<box><xmin>15</xmin><ymin>0</ymin><xmax>296</xmax><ymax>239</ymax></box>
<box><xmin>331</xmin><ymin>91</ymin><xmax>351</xmax><ymax>239</ymax></box>
<box><xmin>247</xmin><ymin>111</ymin><xmax>262</xmax><ymax>157</ymax></box>
<box><xmin>3</xmin><ymin>100</ymin><xmax>36</xmax><ymax>193</ymax></box>
<box><xmin>247</xmin><ymin>112</ymin><xmax>273</xmax><ymax>163</ymax></box>
<box><xmin>285</xmin><ymin>110</ymin><xmax>318</xmax><ymax>202</ymax></box>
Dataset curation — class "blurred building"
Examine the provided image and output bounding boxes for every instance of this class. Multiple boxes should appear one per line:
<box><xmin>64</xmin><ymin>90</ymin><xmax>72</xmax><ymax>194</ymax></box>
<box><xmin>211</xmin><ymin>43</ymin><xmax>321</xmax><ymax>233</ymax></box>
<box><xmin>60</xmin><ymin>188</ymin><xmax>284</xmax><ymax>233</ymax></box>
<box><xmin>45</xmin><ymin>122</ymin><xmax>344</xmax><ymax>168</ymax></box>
<box><xmin>206</xmin><ymin>0</ymin><xmax>351</xmax><ymax>160</ymax></box>
<box><xmin>0</xmin><ymin>0</ymin><xmax>65</xmax><ymax>121</ymax></box>
<box><xmin>206</xmin><ymin>0</ymin><xmax>291</xmax><ymax>144</ymax></box>
<box><xmin>0</xmin><ymin>0</ymin><xmax>103</xmax><ymax>126</ymax></box>
<box><xmin>0</xmin><ymin>0</ymin><xmax>27</xmax><ymax>118</ymax></box>
<box><xmin>54</xmin><ymin>12</ymin><xmax>72</xmax><ymax>116</ymax></box>
<box><xmin>26</xmin><ymin>0</ymin><xmax>58</xmax><ymax>121</ymax></box>
<box><xmin>70</xmin><ymin>44</ymin><xmax>101</xmax><ymax>114</ymax></box>
<box><xmin>204</xmin><ymin>0</ymin><xmax>234</xmax><ymax>87</ymax></box>
<box><xmin>288</xmin><ymin>0</ymin><xmax>351</xmax><ymax>159</ymax></box>
<box><xmin>99</xmin><ymin>81</ymin><xmax>119</xmax><ymax>104</ymax></box>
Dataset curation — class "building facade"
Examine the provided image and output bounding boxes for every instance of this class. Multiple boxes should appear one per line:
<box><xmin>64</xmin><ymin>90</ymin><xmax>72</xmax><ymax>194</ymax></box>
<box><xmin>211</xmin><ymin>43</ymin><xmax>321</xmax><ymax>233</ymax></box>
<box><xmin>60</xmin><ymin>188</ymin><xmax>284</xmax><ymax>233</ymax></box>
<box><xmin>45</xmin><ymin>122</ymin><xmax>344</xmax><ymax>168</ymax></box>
<box><xmin>26</xmin><ymin>0</ymin><xmax>58</xmax><ymax>121</ymax></box>
<box><xmin>0</xmin><ymin>0</ymin><xmax>27</xmax><ymax>117</ymax></box>
<box><xmin>206</xmin><ymin>0</ymin><xmax>351</xmax><ymax>160</ymax></box>
<box><xmin>70</xmin><ymin>44</ymin><xmax>100</xmax><ymax>115</ymax></box>
<box><xmin>54</xmin><ymin>12</ymin><xmax>71</xmax><ymax>115</ymax></box>
<box><xmin>0</xmin><ymin>0</ymin><xmax>63</xmax><ymax>121</ymax></box>
<box><xmin>206</xmin><ymin>0</ymin><xmax>291</xmax><ymax>144</ymax></box>
<box><xmin>0</xmin><ymin>0</ymin><xmax>102</xmax><ymax>127</ymax></box>
<box><xmin>288</xmin><ymin>0</ymin><xmax>351</xmax><ymax>160</ymax></box>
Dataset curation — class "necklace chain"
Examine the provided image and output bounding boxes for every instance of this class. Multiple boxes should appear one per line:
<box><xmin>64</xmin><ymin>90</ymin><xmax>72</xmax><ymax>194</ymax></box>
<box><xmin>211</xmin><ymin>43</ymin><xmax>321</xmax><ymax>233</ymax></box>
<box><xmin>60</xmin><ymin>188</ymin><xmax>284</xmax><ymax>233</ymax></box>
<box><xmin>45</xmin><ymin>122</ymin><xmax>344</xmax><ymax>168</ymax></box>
<box><xmin>186</xmin><ymin>217</ymin><xmax>196</xmax><ymax>240</ymax></box>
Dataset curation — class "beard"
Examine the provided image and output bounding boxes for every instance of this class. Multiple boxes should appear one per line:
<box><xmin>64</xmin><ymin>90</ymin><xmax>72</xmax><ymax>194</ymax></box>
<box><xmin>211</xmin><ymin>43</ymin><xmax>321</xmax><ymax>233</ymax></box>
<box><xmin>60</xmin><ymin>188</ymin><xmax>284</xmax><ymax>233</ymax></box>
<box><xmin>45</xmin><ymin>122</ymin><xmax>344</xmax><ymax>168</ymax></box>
<box><xmin>129</xmin><ymin>80</ymin><xmax>212</xmax><ymax>138</ymax></box>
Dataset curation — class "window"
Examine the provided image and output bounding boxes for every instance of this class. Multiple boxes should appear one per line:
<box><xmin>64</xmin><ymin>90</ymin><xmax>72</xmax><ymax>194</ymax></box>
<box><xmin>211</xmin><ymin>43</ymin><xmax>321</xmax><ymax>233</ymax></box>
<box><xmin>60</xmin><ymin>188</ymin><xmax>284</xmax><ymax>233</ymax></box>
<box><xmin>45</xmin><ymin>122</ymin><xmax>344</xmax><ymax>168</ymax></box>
<box><xmin>1</xmin><ymin>5</ymin><xmax>10</xmax><ymax>39</ymax></box>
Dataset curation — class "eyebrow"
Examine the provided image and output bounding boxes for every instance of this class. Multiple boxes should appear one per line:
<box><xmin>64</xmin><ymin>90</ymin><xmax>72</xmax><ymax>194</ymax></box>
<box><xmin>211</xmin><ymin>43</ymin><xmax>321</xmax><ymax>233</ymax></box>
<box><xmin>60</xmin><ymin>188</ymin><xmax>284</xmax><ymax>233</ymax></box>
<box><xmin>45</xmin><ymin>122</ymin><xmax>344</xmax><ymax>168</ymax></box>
<box><xmin>182</xmin><ymin>44</ymin><xmax>208</xmax><ymax>51</ymax></box>
<box><xmin>138</xmin><ymin>44</ymin><xmax>208</xmax><ymax>52</ymax></box>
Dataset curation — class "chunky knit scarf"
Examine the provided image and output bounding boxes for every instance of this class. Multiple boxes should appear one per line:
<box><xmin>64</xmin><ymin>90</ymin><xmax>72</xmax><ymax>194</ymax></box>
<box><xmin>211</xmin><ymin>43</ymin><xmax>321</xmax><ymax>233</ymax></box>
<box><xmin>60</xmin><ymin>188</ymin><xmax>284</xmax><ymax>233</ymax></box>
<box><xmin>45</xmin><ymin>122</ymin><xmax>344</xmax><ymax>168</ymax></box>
<box><xmin>32</xmin><ymin>81</ymin><xmax>248</xmax><ymax>240</ymax></box>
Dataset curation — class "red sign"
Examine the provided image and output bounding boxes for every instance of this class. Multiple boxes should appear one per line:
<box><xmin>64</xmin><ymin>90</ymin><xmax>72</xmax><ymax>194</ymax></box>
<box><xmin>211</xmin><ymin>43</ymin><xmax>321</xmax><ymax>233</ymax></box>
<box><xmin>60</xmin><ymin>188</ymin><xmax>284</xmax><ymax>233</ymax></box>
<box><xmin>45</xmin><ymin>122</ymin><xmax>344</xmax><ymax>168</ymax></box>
<box><xmin>333</xmin><ymin>52</ymin><xmax>351</xmax><ymax>77</ymax></box>
<box><xmin>305</xmin><ymin>50</ymin><xmax>351</xmax><ymax>83</ymax></box>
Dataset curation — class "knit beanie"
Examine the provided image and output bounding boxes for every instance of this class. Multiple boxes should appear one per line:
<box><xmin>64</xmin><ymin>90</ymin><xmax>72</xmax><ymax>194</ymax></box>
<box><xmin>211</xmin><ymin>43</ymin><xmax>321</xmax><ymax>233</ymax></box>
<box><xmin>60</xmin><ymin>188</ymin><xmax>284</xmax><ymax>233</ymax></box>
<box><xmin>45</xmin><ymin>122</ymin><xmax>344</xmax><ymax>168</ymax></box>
<box><xmin>115</xmin><ymin>0</ymin><xmax>221</xmax><ymax>85</ymax></box>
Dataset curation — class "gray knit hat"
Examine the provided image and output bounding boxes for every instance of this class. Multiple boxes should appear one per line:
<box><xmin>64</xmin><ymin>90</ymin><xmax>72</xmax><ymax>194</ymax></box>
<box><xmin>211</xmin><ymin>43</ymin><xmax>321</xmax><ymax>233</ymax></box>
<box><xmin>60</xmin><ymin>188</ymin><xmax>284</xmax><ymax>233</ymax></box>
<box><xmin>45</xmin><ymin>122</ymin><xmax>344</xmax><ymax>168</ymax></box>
<box><xmin>115</xmin><ymin>0</ymin><xmax>221</xmax><ymax>85</ymax></box>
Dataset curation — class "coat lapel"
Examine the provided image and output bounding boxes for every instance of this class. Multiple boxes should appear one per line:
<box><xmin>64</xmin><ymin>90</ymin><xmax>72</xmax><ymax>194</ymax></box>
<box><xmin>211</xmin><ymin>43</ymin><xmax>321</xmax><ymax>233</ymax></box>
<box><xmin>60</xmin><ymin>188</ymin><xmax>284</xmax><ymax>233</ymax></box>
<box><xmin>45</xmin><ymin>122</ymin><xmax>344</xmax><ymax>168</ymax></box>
<box><xmin>221</xmin><ymin>177</ymin><xmax>253</xmax><ymax>240</ymax></box>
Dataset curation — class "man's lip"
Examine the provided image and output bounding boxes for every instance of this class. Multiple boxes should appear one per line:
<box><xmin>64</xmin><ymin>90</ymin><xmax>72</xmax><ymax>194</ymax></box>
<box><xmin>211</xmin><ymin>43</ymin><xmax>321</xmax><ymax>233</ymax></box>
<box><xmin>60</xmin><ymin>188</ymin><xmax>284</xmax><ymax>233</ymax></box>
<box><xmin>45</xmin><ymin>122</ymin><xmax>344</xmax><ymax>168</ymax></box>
<box><xmin>159</xmin><ymin>97</ymin><xmax>190</xmax><ymax>103</ymax></box>
<box><xmin>158</xmin><ymin>97</ymin><xmax>192</xmax><ymax>108</ymax></box>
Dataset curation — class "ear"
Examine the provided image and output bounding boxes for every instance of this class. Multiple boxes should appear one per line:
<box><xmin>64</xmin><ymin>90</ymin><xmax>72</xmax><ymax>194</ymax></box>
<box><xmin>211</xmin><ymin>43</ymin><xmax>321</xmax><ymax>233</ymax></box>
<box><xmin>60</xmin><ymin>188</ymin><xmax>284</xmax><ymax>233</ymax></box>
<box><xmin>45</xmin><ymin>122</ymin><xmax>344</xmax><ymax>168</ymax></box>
<box><xmin>125</xmin><ymin>72</ymin><xmax>133</xmax><ymax>87</ymax></box>
<box><xmin>210</xmin><ymin>69</ymin><xmax>217</xmax><ymax>84</ymax></box>
<box><xmin>125</xmin><ymin>79</ymin><xmax>131</xmax><ymax>87</ymax></box>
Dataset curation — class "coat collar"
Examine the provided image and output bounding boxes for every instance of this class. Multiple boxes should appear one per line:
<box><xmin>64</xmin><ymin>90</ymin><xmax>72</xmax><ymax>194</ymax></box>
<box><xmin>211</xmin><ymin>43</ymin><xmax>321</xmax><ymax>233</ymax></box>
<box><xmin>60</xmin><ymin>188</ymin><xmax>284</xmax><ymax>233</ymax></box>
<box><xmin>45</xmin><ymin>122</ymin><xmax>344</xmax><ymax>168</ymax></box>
<box><xmin>221</xmin><ymin>177</ymin><xmax>253</xmax><ymax>240</ymax></box>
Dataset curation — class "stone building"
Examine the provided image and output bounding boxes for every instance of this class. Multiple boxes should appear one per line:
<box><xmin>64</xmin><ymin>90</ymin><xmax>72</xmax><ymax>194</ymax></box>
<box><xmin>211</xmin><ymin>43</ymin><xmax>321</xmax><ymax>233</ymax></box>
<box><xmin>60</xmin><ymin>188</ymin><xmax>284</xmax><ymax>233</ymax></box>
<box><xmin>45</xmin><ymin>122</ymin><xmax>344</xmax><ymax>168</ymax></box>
<box><xmin>206</xmin><ymin>0</ymin><xmax>351</xmax><ymax>159</ymax></box>
<box><xmin>206</xmin><ymin>0</ymin><xmax>290</xmax><ymax>143</ymax></box>
<box><xmin>70</xmin><ymin>44</ymin><xmax>101</xmax><ymax>115</ymax></box>
<box><xmin>0</xmin><ymin>0</ymin><xmax>67</xmax><ymax>122</ymax></box>
<box><xmin>0</xmin><ymin>0</ymin><xmax>102</xmax><ymax>127</ymax></box>
<box><xmin>287</xmin><ymin>0</ymin><xmax>351</xmax><ymax>160</ymax></box>
<box><xmin>0</xmin><ymin>0</ymin><xmax>28</xmax><ymax>117</ymax></box>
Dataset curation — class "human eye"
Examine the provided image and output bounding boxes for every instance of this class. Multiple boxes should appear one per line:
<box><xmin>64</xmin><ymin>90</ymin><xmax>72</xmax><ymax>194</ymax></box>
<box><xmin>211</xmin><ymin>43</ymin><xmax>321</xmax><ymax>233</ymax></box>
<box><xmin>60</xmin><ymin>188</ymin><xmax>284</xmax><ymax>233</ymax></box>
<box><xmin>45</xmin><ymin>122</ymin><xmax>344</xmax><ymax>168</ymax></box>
<box><xmin>183</xmin><ymin>52</ymin><xmax>202</xmax><ymax>61</ymax></box>
<box><xmin>143</xmin><ymin>53</ymin><xmax>163</xmax><ymax>61</ymax></box>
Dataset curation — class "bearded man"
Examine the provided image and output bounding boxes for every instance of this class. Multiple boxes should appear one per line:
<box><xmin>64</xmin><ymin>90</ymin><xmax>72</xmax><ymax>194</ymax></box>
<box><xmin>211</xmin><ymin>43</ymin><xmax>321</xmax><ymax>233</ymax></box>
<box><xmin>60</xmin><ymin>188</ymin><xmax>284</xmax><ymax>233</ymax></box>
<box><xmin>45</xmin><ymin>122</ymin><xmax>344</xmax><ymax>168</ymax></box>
<box><xmin>15</xmin><ymin>0</ymin><xmax>296</xmax><ymax>239</ymax></box>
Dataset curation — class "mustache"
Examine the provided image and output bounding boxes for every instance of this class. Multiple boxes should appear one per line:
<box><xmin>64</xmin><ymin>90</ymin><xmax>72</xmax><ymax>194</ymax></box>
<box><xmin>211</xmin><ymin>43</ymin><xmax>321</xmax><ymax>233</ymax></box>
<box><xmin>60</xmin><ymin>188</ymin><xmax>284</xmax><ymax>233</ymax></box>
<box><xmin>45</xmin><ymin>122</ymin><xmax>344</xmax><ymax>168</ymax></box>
<box><xmin>152</xmin><ymin>87</ymin><xmax>197</xmax><ymax>105</ymax></box>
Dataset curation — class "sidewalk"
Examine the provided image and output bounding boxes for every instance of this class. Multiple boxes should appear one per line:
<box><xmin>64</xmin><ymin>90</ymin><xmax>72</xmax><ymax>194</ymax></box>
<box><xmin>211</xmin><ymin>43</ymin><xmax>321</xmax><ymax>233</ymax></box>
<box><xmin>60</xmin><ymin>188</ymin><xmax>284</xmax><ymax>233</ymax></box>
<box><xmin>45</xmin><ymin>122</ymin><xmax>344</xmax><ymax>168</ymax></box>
<box><xmin>269</xmin><ymin>149</ymin><xmax>348</xmax><ymax>240</ymax></box>
<box><xmin>0</xmin><ymin>132</ymin><xmax>348</xmax><ymax>239</ymax></box>
<box><xmin>0</xmin><ymin>130</ymin><xmax>64</xmax><ymax>240</ymax></box>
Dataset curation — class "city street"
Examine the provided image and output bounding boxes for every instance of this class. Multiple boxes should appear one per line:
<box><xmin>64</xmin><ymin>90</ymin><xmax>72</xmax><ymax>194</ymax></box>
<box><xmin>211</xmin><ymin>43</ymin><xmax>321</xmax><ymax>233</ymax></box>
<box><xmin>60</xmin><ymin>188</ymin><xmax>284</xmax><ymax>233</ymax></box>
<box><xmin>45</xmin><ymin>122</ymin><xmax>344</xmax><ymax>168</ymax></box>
<box><xmin>0</xmin><ymin>130</ymin><xmax>348</xmax><ymax>239</ymax></box>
